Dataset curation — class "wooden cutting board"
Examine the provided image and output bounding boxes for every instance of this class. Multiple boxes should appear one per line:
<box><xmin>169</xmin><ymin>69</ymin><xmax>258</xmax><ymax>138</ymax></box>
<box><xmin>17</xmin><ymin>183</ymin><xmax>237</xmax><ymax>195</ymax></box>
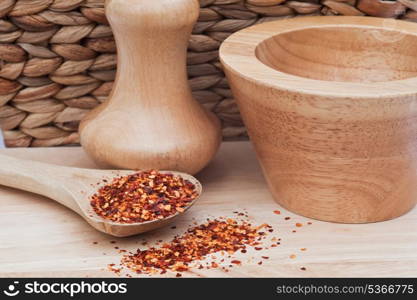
<box><xmin>0</xmin><ymin>141</ymin><xmax>416</xmax><ymax>277</ymax></box>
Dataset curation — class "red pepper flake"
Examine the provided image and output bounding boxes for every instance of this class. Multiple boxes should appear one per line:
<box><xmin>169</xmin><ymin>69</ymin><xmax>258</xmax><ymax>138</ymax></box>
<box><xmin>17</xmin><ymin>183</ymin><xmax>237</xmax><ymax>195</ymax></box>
<box><xmin>258</xmin><ymin>261</ymin><xmax>263</xmax><ymax>265</ymax></box>
<box><xmin>307</xmin><ymin>222</ymin><xmax>312</xmax><ymax>225</ymax></box>
<box><xmin>231</xmin><ymin>260</ymin><xmax>241</xmax><ymax>265</ymax></box>
<box><xmin>254</xmin><ymin>247</ymin><xmax>263</xmax><ymax>251</ymax></box>
<box><xmin>273</xmin><ymin>210</ymin><xmax>281</xmax><ymax>215</ymax></box>
<box><xmin>261</xmin><ymin>256</ymin><xmax>269</xmax><ymax>259</ymax></box>
<box><xmin>175</xmin><ymin>273</ymin><xmax>182</xmax><ymax>277</ymax></box>
<box><xmin>120</xmin><ymin>219</ymin><xmax>269</xmax><ymax>275</ymax></box>
<box><xmin>292</xmin><ymin>230</ymin><xmax>297</xmax><ymax>233</ymax></box>
<box><xmin>296</xmin><ymin>223</ymin><xmax>303</xmax><ymax>227</ymax></box>
<box><xmin>93</xmin><ymin>241</ymin><xmax>98</xmax><ymax>245</ymax></box>
<box><xmin>90</xmin><ymin>170</ymin><xmax>199</xmax><ymax>224</ymax></box>
<box><xmin>285</xmin><ymin>217</ymin><xmax>291</xmax><ymax>220</ymax></box>
<box><xmin>114</xmin><ymin>246</ymin><xmax>119</xmax><ymax>249</ymax></box>
<box><xmin>241</xmin><ymin>249</ymin><xmax>247</xmax><ymax>253</ymax></box>
<box><xmin>300</xmin><ymin>267</ymin><xmax>306</xmax><ymax>271</ymax></box>
<box><xmin>107</xmin><ymin>264</ymin><xmax>122</xmax><ymax>274</ymax></box>
<box><xmin>300</xmin><ymin>248</ymin><xmax>307</xmax><ymax>251</ymax></box>
<box><xmin>110</xmin><ymin>241</ymin><xmax>116</xmax><ymax>244</ymax></box>
<box><xmin>289</xmin><ymin>254</ymin><xmax>296</xmax><ymax>259</ymax></box>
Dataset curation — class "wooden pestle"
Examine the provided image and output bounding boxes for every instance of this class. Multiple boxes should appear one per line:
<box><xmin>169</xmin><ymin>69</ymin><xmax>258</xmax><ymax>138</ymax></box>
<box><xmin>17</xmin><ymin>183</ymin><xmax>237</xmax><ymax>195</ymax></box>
<box><xmin>80</xmin><ymin>0</ymin><xmax>221</xmax><ymax>174</ymax></box>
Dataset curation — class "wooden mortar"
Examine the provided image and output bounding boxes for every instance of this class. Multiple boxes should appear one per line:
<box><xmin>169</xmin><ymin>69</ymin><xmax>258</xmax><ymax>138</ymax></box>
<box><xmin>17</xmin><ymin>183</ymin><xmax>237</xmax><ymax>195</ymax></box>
<box><xmin>80</xmin><ymin>0</ymin><xmax>221</xmax><ymax>175</ymax></box>
<box><xmin>220</xmin><ymin>16</ymin><xmax>417</xmax><ymax>223</ymax></box>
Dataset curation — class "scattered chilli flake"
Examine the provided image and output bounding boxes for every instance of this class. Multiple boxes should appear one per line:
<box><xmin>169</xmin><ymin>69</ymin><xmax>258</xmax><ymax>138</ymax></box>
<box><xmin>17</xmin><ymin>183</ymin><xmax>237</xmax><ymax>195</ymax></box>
<box><xmin>104</xmin><ymin>211</ymin><xmax>314</xmax><ymax>276</ymax></box>
<box><xmin>233</xmin><ymin>210</ymin><xmax>249</xmax><ymax>217</ymax></box>
<box><xmin>273</xmin><ymin>210</ymin><xmax>281</xmax><ymax>215</ymax></box>
<box><xmin>90</xmin><ymin>170</ymin><xmax>198</xmax><ymax>223</ymax></box>
<box><xmin>120</xmin><ymin>219</ymin><xmax>271</xmax><ymax>275</ymax></box>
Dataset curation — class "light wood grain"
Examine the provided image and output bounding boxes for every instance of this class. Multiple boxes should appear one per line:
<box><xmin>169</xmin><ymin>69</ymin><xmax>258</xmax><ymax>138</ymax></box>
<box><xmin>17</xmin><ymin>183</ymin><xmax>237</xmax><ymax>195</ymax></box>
<box><xmin>0</xmin><ymin>153</ymin><xmax>201</xmax><ymax>237</ymax></box>
<box><xmin>220</xmin><ymin>16</ymin><xmax>417</xmax><ymax>223</ymax></box>
<box><xmin>0</xmin><ymin>142</ymin><xmax>416</xmax><ymax>277</ymax></box>
<box><xmin>79</xmin><ymin>0</ymin><xmax>221</xmax><ymax>174</ymax></box>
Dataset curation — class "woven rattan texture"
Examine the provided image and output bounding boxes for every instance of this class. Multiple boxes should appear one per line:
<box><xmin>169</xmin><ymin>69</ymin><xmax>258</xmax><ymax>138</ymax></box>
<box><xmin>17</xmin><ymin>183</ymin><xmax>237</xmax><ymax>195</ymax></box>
<box><xmin>0</xmin><ymin>0</ymin><xmax>415</xmax><ymax>146</ymax></box>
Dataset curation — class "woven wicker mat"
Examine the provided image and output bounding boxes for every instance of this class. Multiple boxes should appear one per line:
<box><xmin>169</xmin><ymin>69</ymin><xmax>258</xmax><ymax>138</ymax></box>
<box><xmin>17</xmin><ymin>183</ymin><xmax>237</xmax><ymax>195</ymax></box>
<box><xmin>0</xmin><ymin>0</ymin><xmax>415</xmax><ymax>147</ymax></box>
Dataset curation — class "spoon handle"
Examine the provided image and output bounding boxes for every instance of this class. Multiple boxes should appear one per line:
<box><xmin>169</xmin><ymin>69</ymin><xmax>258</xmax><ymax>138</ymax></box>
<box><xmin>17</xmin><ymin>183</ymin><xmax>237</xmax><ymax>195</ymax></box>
<box><xmin>0</xmin><ymin>153</ymin><xmax>80</xmax><ymax>212</ymax></box>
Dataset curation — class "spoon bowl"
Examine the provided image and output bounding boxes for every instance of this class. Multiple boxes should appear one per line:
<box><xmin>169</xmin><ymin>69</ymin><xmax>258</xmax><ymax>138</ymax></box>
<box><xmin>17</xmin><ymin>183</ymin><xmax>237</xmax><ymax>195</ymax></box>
<box><xmin>0</xmin><ymin>153</ymin><xmax>202</xmax><ymax>237</ymax></box>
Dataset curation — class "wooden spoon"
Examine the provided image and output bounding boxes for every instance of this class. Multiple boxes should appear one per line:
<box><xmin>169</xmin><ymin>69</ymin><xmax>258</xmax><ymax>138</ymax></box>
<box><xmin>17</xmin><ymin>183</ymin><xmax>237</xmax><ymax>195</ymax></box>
<box><xmin>0</xmin><ymin>153</ymin><xmax>202</xmax><ymax>237</ymax></box>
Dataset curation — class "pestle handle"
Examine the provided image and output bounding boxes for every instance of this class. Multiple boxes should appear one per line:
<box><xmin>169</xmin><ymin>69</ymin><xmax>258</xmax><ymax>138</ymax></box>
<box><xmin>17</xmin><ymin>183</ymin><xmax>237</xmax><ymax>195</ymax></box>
<box><xmin>105</xmin><ymin>0</ymin><xmax>199</xmax><ymax>106</ymax></box>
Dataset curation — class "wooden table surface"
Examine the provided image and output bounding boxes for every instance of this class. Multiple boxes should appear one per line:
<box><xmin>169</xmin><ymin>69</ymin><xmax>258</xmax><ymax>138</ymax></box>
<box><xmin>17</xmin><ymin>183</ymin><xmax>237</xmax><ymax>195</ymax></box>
<box><xmin>0</xmin><ymin>141</ymin><xmax>416</xmax><ymax>278</ymax></box>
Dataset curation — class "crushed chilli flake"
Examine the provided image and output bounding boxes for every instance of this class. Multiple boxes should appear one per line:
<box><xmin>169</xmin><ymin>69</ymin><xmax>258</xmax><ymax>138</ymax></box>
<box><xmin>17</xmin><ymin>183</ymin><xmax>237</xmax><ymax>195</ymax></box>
<box><xmin>90</xmin><ymin>170</ymin><xmax>198</xmax><ymax>223</ymax></box>
<box><xmin>120</xmin><ymin>219</ymin><xmax>271</xmax><ymax>274</ymax></box>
